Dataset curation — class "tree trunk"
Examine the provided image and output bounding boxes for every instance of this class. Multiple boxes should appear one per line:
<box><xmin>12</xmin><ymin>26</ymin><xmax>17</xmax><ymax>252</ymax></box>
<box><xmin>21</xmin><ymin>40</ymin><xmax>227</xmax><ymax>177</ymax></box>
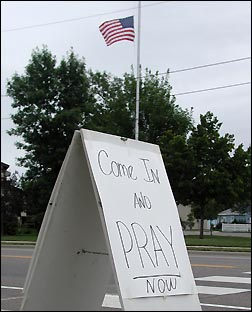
<box><xmin>199</xmin><ymin>217</ymin><xmax>204</xmax><ymax>239</ymax></box>
<box><xmin>1</xmin><ymin>212</ymin><xmax>4</xmax><ymax>236</ymax></box>
<box><xmin>199</xmin><ymin>207</ymin><xmax>204</xmax><ymax>239</ymax></box>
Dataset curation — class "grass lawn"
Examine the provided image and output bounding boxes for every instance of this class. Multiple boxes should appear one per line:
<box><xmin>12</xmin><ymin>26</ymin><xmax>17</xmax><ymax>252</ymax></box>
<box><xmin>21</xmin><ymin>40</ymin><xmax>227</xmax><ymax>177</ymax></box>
<box><xmin>1</xmin><ymin>233</ymin><xmax>251</xmax><ymax>248</ymax></box>
<box><xmin>184</xmin><ymin>235</ymin><xmax>251</xmax><ymax>248</ymax></box>
<box><xmin>1</xmin><ymin>234</ymin><xmax>37</xmax><ymax>242</ymax></box>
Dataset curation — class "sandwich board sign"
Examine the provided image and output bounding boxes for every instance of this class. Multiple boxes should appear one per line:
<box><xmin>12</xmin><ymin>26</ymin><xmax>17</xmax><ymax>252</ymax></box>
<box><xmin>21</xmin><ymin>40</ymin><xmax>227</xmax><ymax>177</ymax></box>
<box><xmin>21</xmin><ymin>129</ymin><xmax>201</xmax><ymax>311</ymax></box>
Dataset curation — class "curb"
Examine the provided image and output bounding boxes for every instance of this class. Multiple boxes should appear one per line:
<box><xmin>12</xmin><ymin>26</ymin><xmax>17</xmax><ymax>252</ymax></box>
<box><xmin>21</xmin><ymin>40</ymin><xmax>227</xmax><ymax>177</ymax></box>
<box><xmin>1</xmin><ymin>241</ymin><xmax>36</xmax><ymax>246</ymax></box>
<box><xmin>186</xmin><ymin>246</ymin><xmax>251</xmax><ymax>252</ymax></box>
<box><xmin>1</xmin><ymin>241</ymin><xmax>251</xmax><ymax>252</ymax></box>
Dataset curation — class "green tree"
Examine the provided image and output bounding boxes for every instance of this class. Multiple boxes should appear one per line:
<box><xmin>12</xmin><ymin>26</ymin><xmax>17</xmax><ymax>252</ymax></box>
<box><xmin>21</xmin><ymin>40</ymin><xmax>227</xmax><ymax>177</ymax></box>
<box><xmin>6</xmin><ymin>47</ymin><xmax>193</xmax><ymax>223</ymax></box>
<box><xmin>89</xmin><ymin>68</ymin><xmax>193</xmax><ymax>144</ymax></box>
<box><xmin>1</xmin><ymin>171</ymin><xmax>24</xmax><ymax>235</ymax></box>
<box><xmin>7</xmin><ymin>46</ymin><xmax>95</xmax><ymax>215</ymax></box>
<box><xmin>228</xmin><ymin>144</ymin><xmax>251</xmax><ymax>213</ymax></box>
<box><xmin>158</xmin><ymin>130</ymin><xmax>194</xmax><ymax>204</ymax></box>
<box><xmin>7</xmin><ymin>46</ymin><xmax>251</xmax><ymax>238</ymax></box>
<box><xmin>187</xmin><ymin>111</ymin><xmax>251</xmax><ymax>238</ymax></box>
<box><xmin>87</xmin><ymin>70</ymin><xmax>135</xmax><ymax>137</ymax></box>
<box><xmin>186</xmin><ymin>211</ymin><xmax>195</xmax><ymax>230</ymax></box>
<box><xmin>137</xmin><ymin>70</ymin><xmax>192</xmax><ymax>143</ymax></box>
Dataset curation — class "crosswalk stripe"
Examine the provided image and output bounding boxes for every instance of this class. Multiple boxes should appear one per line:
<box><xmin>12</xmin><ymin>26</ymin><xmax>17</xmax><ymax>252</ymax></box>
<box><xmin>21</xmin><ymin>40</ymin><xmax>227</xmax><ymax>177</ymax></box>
<box><xmin>191</xmin><ymin>263</ymin><xmax>235</xmax><ymax>268</ymax></box>
<box><xmin>200</xmin><ymin>303</ymin><xmax>251</xmax><ymax>311</ymax></box>
<box><xmin>102</xmin><ymin>289</ymin><xmax>252</xmax><ymax>309</ymax></box>
<box><xmin>1</xmin><ymin>296</ymin><xmax>23</xmax><ymax>301</ymax></box>
<box><xmin>195</xmin><ymin>276</ymin><xmax>251</xmax><ymax>284</ymax></box>
<box><xmin>1</xmin><ymin>291</ymin><xmax>251</xmax><ymax>310</ymax></box>
<box><xmin>2</xmin><ymin>274</ymin><xmax>251</xmax><ymax>311</ymax></box>
<box><xmin>197</xmin><ymin>285</ymin><xmax>249</xmax><ymax>295</ymax></box>
<box><xmin>1</xmin><ymin>286</ymin><xmax>23</xmax><ymax>290</ymax></box>
<box><xmin>102</xmin><ymin>294</ymin><xmax>120</xmax><ymax>308</ymax></box>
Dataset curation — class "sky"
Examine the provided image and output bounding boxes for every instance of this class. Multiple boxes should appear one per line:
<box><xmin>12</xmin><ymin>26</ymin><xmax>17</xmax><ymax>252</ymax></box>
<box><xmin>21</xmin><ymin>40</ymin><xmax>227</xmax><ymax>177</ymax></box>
<box><xmin>1</xmin><ymin>1</ymin><xmax>251</xmax><ymax>176</ymax></box>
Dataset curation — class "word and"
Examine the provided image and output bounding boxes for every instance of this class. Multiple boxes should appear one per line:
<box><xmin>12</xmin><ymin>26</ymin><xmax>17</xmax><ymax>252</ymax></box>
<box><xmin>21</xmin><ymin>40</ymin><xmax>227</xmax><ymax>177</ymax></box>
<box><xmin>97</xmin><ymin>149</ymin><xmax>160</xmax><ymax>183</ymax></box>
<box><xmin>134</xmin><ymin>192</ymin><xmax>152</xmax><ymax>209</ymax></box>
<box><xmin>116</xmin><ymin>221</ymin><xmax>178</xmax><ymax>269</ymax></box>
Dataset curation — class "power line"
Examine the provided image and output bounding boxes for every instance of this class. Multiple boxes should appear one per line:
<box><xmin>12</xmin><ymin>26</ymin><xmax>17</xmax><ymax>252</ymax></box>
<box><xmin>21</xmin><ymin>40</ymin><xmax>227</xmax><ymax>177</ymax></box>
<box><xmin>1</xmin><ymin>56</ymin><xmax>250</xmax><ymax>98</ymax></box>
<box><xmin>173</xmin><ymin>81</ymin><xmax>251</xmax><ymax>96</ymax></box>
<box><xmin>150</xmin><ymin>57</ymin><xmax>251</xmax><ymax>78</ymax></box>
<box><xmin>1</xmin><ymin>81</ymin><xmax>251</xmax><ymax>120</ymax></box>
<box><xmin>2</xmin><ymin>1</ymin><xmax>169</xmax><ymax>32</ymax></box>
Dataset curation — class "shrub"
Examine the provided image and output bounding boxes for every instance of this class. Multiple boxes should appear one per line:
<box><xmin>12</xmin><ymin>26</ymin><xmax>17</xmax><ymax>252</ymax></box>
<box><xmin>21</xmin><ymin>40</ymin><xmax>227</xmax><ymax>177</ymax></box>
<box><xmin>2</xmin><ymin>215</ymin><xmax>19</xmax><ymax>235</ymax></box>
<box><xmin>215</xmin><ymin>222</ymin><xmax>222</xmax><ymax>230</ymax></box>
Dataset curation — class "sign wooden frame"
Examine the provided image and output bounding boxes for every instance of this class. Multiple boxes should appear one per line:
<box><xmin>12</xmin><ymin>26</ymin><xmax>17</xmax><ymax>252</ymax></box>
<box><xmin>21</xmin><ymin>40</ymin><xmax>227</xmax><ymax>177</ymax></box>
<box><xmin>21</xmin><ymin>129</ymin><xmax>201</xmax><ymax>311</ymax></box>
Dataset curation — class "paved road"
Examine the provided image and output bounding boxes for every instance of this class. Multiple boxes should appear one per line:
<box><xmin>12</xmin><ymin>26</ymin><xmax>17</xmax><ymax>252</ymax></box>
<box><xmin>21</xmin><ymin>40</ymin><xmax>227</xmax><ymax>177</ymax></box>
<box><xmin>1</xmin><ymin>246</ymin><xmax>251</xmax><ymax>311</ymax></box>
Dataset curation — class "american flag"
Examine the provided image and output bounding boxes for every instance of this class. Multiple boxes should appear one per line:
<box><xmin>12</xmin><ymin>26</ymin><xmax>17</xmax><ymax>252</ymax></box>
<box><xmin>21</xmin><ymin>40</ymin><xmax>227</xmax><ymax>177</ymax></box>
<box><xmin>99</xmin><ymin>16</ymin><xmax>135</xmax><ymax>46</ymax></box>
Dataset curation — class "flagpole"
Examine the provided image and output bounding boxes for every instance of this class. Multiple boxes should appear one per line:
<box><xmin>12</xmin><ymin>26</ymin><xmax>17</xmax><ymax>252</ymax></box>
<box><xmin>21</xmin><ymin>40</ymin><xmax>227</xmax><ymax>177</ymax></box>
<box><xmin>135</xmin><ymin>1</ymin><xmax>141</xmax><ymax>140</ymax></box>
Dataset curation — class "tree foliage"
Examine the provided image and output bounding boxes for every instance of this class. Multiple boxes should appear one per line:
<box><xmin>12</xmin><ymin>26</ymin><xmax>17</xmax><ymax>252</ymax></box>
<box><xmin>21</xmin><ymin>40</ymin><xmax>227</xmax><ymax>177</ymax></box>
<box><xmin>158</xmin><ymin>130</ymin><xmax>194</xmax><ymax>205</ymax></box>
<box><xmin>6</xmin><ymin>46</ymin><xmax>192</xmax><ymax>216</ymax></box>
<box><xmin>6</xmin><ymin>47</ymin><xmax>251</xmax><ymax>237</ymax></box>
<box><xmin>187</xmin><ymin>112</ymin><xmax>251</xmax><ymax>238</ymax></box>
<box><xmin>88</xmin><ymin>68</ymin><xmax>192</xmax><ymax>143</ymax></box>
<box><xmin>7</xmin><ymin>46</ymin><xmax>96</xmax><ymax>214</ymax></box>
<box><xmin>1</xmin><ymin>171</ymin><xmax>25</xmax><ymax>235</ymax></box>
<box><xmin>228</xmin><ymin>144</ymin><xmax>251</xmax><ymax>212</ymax></box>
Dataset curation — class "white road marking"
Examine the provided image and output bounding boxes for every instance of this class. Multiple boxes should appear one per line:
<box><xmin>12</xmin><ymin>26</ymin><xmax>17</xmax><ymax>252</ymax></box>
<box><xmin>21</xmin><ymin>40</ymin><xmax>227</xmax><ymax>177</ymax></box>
<box><xmin>197</xmin><ymin>285</ymin><xmax>249</xmax><ymax>295</ymax></box>
<box><xmin>102</xmin><ymin>294</ymin><xmax>121</xmax><ymax>308</ymax></box>
<box><xmin>195</xmin><ymin>276</ymin><xmax>251</xmax><ymax>284</ymax></box>
<box><xmin>2</xmin><ymin>280</ymin><xmax>251</xmax><ymax>311</ymax></box>
<box><xmin>1</xmin><ymin>296</ymin><xmax>23</xmax><ymax>301</ymax></box>
<box><xmin>1</xmin><ymin>293</ymin><xmax>250</xmax><ymax>311</ymax></box>
<box><xmin>200</xmin><ymin>303</ymin><xmax>251</xmax><ymax>310</ymax></box>
<box><xmin>102</xmin><ymin>290</ymin><xmax>252</xmax><ymax>310</ymax></box>
<box><xmin>1</xmin><ymin>286</ymin><xmax>23</xmax><ymax>290</ymax></box>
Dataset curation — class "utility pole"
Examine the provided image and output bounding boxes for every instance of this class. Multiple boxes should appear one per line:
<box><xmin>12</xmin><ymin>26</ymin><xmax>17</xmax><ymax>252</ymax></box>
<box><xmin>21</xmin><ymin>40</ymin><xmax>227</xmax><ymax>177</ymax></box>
<box><xmin>135</xmin><ymin>1</ymin><xmax>141</xmax><ymax>140</ymax></box>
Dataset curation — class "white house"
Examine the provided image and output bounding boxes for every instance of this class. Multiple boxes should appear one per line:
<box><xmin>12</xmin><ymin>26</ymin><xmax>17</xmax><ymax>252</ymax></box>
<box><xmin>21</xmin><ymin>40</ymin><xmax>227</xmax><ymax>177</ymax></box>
<box><xmin>217</xmin><ymin>208</ymin><xmax>251</xmax><ymax>224</ymax></box>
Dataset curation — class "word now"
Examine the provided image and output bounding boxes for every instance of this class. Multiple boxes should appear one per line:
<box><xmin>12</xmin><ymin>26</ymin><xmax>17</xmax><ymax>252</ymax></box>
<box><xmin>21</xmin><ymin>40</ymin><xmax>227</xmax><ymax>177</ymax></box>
<box><xmin>146</xmin><ymin>277</ymin><xmax>177</xmax><ymax>294</ymax></box>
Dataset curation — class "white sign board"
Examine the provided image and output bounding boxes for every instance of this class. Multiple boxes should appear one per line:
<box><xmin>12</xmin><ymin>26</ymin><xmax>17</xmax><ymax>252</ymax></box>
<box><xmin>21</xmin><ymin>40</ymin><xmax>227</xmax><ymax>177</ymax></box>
<box><xmin>81</xmin><ymin>129</ymin><xmax>199</xmax><ymax>300</ymax></box>
<box><xmin>21</xmin><ymin>129</ymin><xmax>201</xmax><ymax>311</ymax></box>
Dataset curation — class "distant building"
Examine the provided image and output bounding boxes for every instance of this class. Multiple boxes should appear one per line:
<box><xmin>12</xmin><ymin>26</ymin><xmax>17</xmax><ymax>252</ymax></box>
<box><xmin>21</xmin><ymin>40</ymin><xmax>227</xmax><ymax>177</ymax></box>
<box><xmin>177</xmin><ymin>204</ymin><xmax>209</xmax><ymax>230</ymax></box>
<box><xmin>217</xmin><ymin>208</ymin><xmax>251</xmax><ymax>224</ymax></box>
<box><xmin>1</xmin><ymin>162</ymin><xmax>11</xmax><ymax>197</ymax></box>
<box><xmin>177</xmin><ymin>204</ymin><xmax>251</xmax><ymax>230</ymax></box>
<box><xmin>1</xmin><ymin>161</ymin><xmax>11</xmax><ymax>180</ymax></box>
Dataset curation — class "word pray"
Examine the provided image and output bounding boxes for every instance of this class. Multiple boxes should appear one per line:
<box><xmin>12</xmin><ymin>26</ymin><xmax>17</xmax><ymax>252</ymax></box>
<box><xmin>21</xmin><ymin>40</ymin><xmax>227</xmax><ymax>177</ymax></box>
<box><xmin>116</xmin><ymin>221</ymin><xmax>178</xmax><ymax>269</ymax></box>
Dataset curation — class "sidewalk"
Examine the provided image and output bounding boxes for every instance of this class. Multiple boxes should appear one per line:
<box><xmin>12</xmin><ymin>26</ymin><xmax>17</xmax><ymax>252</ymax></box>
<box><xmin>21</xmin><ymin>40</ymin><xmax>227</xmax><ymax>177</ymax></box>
<box><xmin>183</xmin><ymin>229</ymin><xmax>251</xmax><ymax>237</ymax></box>
<box><xmin>1</xmin><ymin>240</ymin><xmax>36</xmax><ymax>246</ymax></box>
<box><xmin>186</xmin><ymin>245</ymin><xmax>251</xmax><ymax>252</ymax></box>
<box><xmin>1</xmin><ymin>239</ymin><xmax>251</xmax><ymax>253</ymax></box>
